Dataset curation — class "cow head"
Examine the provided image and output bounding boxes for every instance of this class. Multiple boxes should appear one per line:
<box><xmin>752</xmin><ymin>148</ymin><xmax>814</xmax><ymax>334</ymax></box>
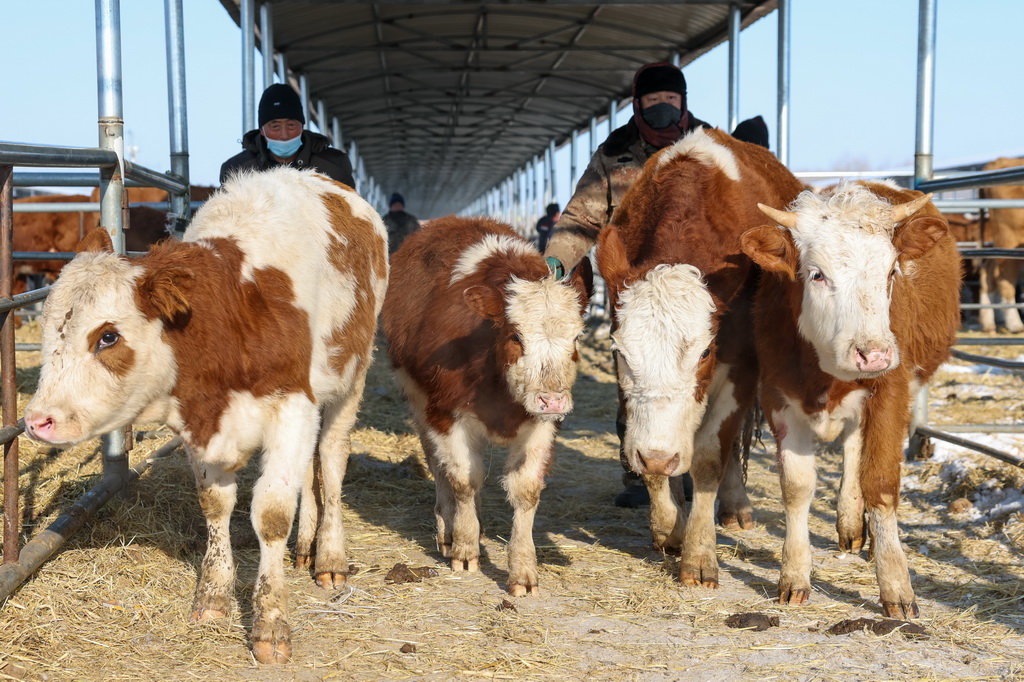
<box><xmin>742</xmin><ymin>182</ymin><xmax>943</xmax><ymax>381</ymax></box>
<box><xmin>463</xmin><ymin>257</ymin><xmax>593</xmax><ymax>420</ymax></box>
<box><xmin>23</xmin><ymin>228</ymin><xmax>181</xmax><ymax>446</ymax></box>
<box><xmin>597</xmin><ymin>227</ymin><xmax>717</xmax><ymax>477</ymax></box>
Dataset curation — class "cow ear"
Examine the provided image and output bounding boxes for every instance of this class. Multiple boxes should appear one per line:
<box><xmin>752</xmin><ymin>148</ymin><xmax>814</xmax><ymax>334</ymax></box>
<box><xmin>567</xmin><ymin>255</ymin><xmax>594</xmax><ymax>313</ymax></box>
<box><xmin>463</xmin><ymin>285</ymin><xmax>505</xmax><ymax>322</ymax></box>
<box><xmin>895</xmin><ymin>215</ymin><xmax>948</xmax><ymax>260</ymax></box>
<box><xmin>138</xmin><ymin>266</ymin><xmax>194</xmax><ymax>325</ymax></box>
<box><xmin>77</xmin><ymin>227</ymin><xmax>114</xmax><ymax>254</ymax></box>
<box><xmin>741</xmin><ymin>225</ymin><xmax>798</xmax><ymax>280</ymax></box>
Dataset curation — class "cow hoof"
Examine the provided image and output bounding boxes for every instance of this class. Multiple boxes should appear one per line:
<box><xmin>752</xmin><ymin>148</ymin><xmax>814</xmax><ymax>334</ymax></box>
<box><xmin>679</xmin><ymin>566</ymin><xmax>718</xmax><ymax>589</ymax></box>
<box><xmin>508</xmin><ymin>583</ymin><xmax>539</xmax><ymax>597</ymax></box>
<box><xmin>882</xmin><ymin>599</ymin><xmax>920</xmax><ymax>619</ymax></box>
<box><xmin>252</xmin><ymin>639</ymin><xmax>292</xmax><ymax>664</ymax></box>
<box><xmin>315</xmin><ymin>571</ymin><xmax>348</xmax><ymax>589</ymax></box>
<box><xmin>718</xmin><ymin>511</ymin><xmax>755</xmax><ymax>530</ymax></box>
<box><xmin>778</xmin><ymin>585</ymin><xmax>811</xmax><ymax>606</ymax></box>
<box><xmin>452</xmin><ymin>557</ymin><xmax>479</xmax><ymax>572</ymax></box>
<box><xmin>295</xmin><ymin>554</ymin><xmax>312</xmax><ymax>570</ymax></box>
<box><xmin>438</xmin><ymin>542</ymin><xmax>452</xmax><ymax>558</ymax></box>
<box><xmin>190</xmin><ymin>607</ymin><xmax>227</xmax><ymax>622</ymax></box>
<box><xmin>838</xmin><ymin>535</ymin><xmax>864</xmax><ymax>553</ymax></box>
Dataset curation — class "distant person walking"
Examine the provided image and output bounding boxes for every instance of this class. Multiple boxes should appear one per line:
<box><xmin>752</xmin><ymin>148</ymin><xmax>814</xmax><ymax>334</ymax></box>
<box><xmin>535</xmin><ymin>202</ymin><xmax>560</xmax><ymax>252</ymax></box>
<box><xmin>220</xmin><ymin>83</ymin><xmax>355</xmax><ymax>187</ymax></box>
<box><xmin>382</xmin><ymin>193</ymin><xmax>420</xmax><ymax>255</ymax></box>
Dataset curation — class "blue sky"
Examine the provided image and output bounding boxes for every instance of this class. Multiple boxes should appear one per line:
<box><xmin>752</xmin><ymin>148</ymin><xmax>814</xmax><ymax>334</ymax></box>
<box><xmin>2</xmin><ymin>0</ymin><xmax>1022</xmax><ymax>207</ymax></box>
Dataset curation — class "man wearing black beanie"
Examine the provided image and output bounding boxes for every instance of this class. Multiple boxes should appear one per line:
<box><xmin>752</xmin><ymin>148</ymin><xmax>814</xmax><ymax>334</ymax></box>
<box><xmin>543</xmin><ymin>61</ymin><xmax>771</xmax><ymax>508</ymax></box>
<box><xmin>220</xmin><ymin>83</ymin><xmax>355</xmax><ymax>187</ymax></box>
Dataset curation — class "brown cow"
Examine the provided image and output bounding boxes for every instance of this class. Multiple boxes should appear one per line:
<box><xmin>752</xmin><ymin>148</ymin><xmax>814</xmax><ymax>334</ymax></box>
<box><xmin>742</xmin><ymin>180</ymin><xmax>961</xmax><ymax>618</ymax></box>
<box><xmin>596</xmin><ymin>127</ymin><xmax>805</xmax><ymax>587</ymax></box>
<box><xmin>978</xmin><ymin>157</ymin><xmax>1024</xmax><ymax>333</ymax></box>
<box><xmin>382</xmin><ymin>216</ymin><xmax>593</xmax><ymax>596</ymax></box>
<box><xmin>23</xmin><ymin>168</ymin><xmax>388</xmax><ymax>663</ymax></box>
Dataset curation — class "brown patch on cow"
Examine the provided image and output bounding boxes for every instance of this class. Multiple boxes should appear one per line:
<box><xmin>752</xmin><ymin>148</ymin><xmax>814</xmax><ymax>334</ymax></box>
<box><xmin>86</xmin><ymin>321</ymin><xmax>136</xmax><ymax>377</ymax></box>
<box><xmin>133</xmin><ymin>237</ymin><xmax>314</xmax><ymax>448</ymax></box>
<box><xmin>258</xmin><ymin>507</ymin><xmax>292</xmax><ymax>544</ymax></box>
<box><xmin>321</xmin><ymin>193</ymin><xmax>385</xmax><ymax>380</ymax></box>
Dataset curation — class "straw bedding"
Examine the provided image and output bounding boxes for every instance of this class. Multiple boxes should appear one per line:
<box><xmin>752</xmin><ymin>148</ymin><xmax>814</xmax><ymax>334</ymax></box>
<box><xmin>1</xmin><ymin>321</ymin><xmax>1021</xmax><ymax>681</ymax></box>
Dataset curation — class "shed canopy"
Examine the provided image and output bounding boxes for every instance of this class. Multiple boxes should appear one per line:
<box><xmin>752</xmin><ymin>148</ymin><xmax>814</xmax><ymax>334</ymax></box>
<box><xmin>217</xmin><ymin>0</ymin><xmax>777</xmax><ymax>217</ymax></box>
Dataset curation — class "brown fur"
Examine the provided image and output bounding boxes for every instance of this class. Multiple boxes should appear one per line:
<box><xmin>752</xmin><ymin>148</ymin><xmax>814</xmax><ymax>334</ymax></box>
<box><xmin>978</xmin><ymin>157</ymin><xmax>1024</xmax><ymax>332</ymax></box>
<box><xmin>86</xmin><ymin>321</ymin><xmax>136</xmax><ymax>377</ymax></box>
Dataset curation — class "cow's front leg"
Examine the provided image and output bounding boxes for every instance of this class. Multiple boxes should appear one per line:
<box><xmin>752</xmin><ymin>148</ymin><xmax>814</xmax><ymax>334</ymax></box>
<box><xmin>189</xmin><ymin>451</ymin><xmax>238</xmax><ymax>622</ymax></box>
<box><xmin>775</xmin><ymin>415</ymin><xmax>818</xmax><ymax>606</ymax></box>
<box><xmin>836</xmin><ymin>424</ymin><xmax>866</xmax><ymax>552</ymax></box>
<box><xmin>643</xmin><ymin>473</ymin><xmax>685</xmax><ymax>554</ymax></box>
<box><xmin>250</xmin><ymin>395</ymin><xmax>320</xmax><ymax>664</ymax></box>
<box><xmin>679</xmin><ymin>447</ymin><xmax>723</xmax><ymax>588</ymax></box>
<box><xmin>430</xmin><ymin>420</ymin><xmax>485</xmax><ymax>572</ymax></box>
<box><xmin>502</xmin><ymin>419</ymin><xmax>557</xmax><ymax>596</ymax></box>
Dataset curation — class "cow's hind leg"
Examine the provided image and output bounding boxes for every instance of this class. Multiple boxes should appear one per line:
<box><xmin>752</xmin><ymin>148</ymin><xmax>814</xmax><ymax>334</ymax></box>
<box><xmin>979</xmin><ymin>260</ymin><xmax>998</xmax><ymax>333</ymax></box>
<box><xmin>836</xmin><ymin>424</ymin><xmax>866</xmax><ymax>552</ymax></box>
<box><xmin>250</xmin><ymin>395</ymin><xmax>321</xmax><ymax>664</ymax></box>
<box><xmin>644</xmin><ymin>474</ymin><xmax>685</xmax><ymax>554</ymax></box>
<box><xmin>717</xmin><ymin>437</ymin><xmax>754</xmax><ymax>530</ymax></box>
<box><xmin>503</xmin><ymin>419</ymin><xmax>557</xmax><ymax>596</ymax></box>
<box><xmin>998</xmin><ymin>259</ymin><xmax>1023</xmax><ymax>332</ymax></box>
<box><xmin>306</xmin><ymin>380</ymin><xmax>365</xmax><ymax>589</ymax></box>
<box><xmin>428</xmin><ymin>420</ymin><xmax>485</xmax><ymax>572</ymax></box>
<box><xmin>189</xmin><ymin>449</ymin><xmax>238</xmax><ymax>622</ymax></box>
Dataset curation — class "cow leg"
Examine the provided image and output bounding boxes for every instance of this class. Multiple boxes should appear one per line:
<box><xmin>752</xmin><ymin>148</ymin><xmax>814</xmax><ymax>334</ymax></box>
<box><xmin>717</xmin><ymin>439</ymin><xmax>753</xmax><ymax>530</ymax></box>
<box><xmin>295</xmin><ymin>448</ymin><xmax>321</xmax><ymax>573</ymax></box>
<box><xmin>189</xmin><ymin>453</ymin><xmax>238</xmax><ymax>623</ymax></box>
<box><xmin>307</xmin><ymin>383</ymin><xmax>363</xmax><ymax>589</ymax></box>
<box><xmin>997</xmin><ymin>259</ymin><xmax>1023</xmax><ymax>332</ymax></box>
<box><xmin>862</xmin><ymin>380</ymin><xmax>918</xmax><ymax>619</ymax></box>
<box><xmin>249</xmin><ymin>395</ymin><xmax>321</xmax><ymax>664</ymax></box>
<box><xmin>775</xmin><ymin>414</ymin><xmax>818</xmax><ymax>606</ymax></box>
<box><xmin>678</xmin><ymin>445</ymin><xmax>723</xmax><ymax>588</ymax></box>
<box><xmin>978</xmin><ymin>260</ymin><xmax>997</xmax><ymax>332</ymax></box>
<box><xmin>643</xmin><ymin>474</ymin><xmax>685</xmax><ymax>554</ymax></box>
<box><xmin>502</xmin><ymin>419</ymin><xmax>557</xmax><ymax>596</ymax></box>
<box><xmin>428</xmin><ymin>420</ymin><xmax>485</xmax><ymax>572</ymax></box>
<box><xmin>836</xmin><ymin>424</ymin><xmax>866</xmax><ymax>552</ymax></box>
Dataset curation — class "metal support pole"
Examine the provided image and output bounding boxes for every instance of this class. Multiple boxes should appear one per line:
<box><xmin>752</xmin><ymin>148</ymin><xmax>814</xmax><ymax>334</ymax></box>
<box><xmin>548</xmin><ymin>140</ymin><xmax>557</xmax><ymax>206</ymax></box>
<box><xmin>317</xmin><ymin>100</ymin><xmax>327</xmax><ymax>135</ymax></box>
<box><xmin>1</xmin><ymin>164</ymin><xmax>18</xmax><ymax>564</ymax></box>
<box><xmin>96</xmin><ymin>0</ymin><xmax>129</xmax><ymax>490</ymax></box>
<box><xmin>276</xmin><ymin>53</ymin><xmax>287</xmax><ymax>84</ymax></box>
<box><xmin>332</xmin><ymin>116</ymin><xmax>343</xmax><ymax>150</ymax></box>
<box><xmin>727</xmin><ymin>3</ymin><xmax>741</xmax><ymax>133</ymax></box>
<box><xmin>913</xmin><ymin>0</ymin><xmax>937</xmax><ymax>188</ymax></box>
<box><xmin>240</xmin><ymin>0</ymin><xmax>256</xmax><ymax>134</ymax></box>
<box><xmin>299</xmin><ymin>74</ymin><xmax>310</xmax><ymax>129</ymax></box>
<box><xmin>260</xmin><ymin>2</ymin><xmax>275</xmax><ymax>89</ymax></box>
<box><xmin>608</xmin><ymin>100</ymin><xmax>616</xmax><ymax>134</ymax></box>
<box><xmin>589</xmin><ymin>116</ymin><xmax>598</xmax><ymax>156</ymax></box>
<box><xmin>164</xmin><ymin>0</ymin><xmax>190</xmax><ymax>234</ymax></box>
<box><xmin>570</xmin><ymin>129</ymin><xmax>578</xmax><ymax>189</ymax></box>
<box><xmin>776</xmin><ymin>0</ymin><xmax>791</xmax><ymax>165</ymax></box>
<box><xmin>907</xmin><ymin>384</ymin><xmax>930</xmax><ymax>458</ymax></box>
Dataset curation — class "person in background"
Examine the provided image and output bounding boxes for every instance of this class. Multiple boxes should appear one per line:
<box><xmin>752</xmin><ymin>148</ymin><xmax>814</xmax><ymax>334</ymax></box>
<box><xmin>382</xmin><ymin>192</ymin><xmax>420</xmax><ymax>255</ymax></box>
<box><xmin>535</xmin><ymin>202</ymin><xmax>560</xmax><ymax>252</ymax></box>
<box><xmin>543</xmin><ymin>61</ymin><xmax>770</xmax><ymax>508</ymax></box>
<box><xmin>220</xmin><ymin>83</ymin><xmax>355</xmax><ymax>187</ymax></box>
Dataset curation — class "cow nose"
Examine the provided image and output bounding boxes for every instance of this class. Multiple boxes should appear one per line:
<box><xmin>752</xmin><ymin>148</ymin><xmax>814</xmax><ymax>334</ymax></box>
<box><xmin>854</xmin><ymin>345</ymin><xmax>893</xmax><ymax>372</ymax></box>
<box><xmin>636</xmin><ymin>450</ymin><xmax>680</xmax><ymax>477</ymax></box>
<box><xmin>23</xmin><ymin>410</ymin><xmax>57</xmax><ymax>441</ymax></box>
<box><xmin>536</xmin><ymin>392</ymin><xmax>569</xmax><ymax>414</ymax></box>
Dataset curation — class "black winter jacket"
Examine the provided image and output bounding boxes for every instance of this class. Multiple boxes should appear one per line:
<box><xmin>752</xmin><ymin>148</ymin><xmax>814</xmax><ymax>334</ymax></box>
<box><xmin>219</xmin><ymin>129</ymin><xmax>355</xmax><ymax>187</ymax></box>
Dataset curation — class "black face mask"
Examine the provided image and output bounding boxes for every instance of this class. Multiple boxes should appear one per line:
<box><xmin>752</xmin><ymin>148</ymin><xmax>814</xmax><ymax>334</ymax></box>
<box><xmin>641</xmin><ymin>102</ymin><xmax>682</xmax><ymax>130</ymax></box>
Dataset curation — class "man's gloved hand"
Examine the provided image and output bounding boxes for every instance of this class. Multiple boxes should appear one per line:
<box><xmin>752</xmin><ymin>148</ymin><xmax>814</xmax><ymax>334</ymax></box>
<box><xmin>545</xmin><ymin>256</ymin><xmax>566</xmax><ymax>280</ymax></box>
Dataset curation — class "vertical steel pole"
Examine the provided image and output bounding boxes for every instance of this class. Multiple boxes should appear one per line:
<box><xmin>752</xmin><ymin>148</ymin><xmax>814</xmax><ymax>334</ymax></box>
<box><xmin>548</xmin><ymin>140</ymin><xmax>557</xmax><ymax>206</ymax></box>
<box><xmin>727</xmin><ymin>3</ymin><xmax>741</xmax><ymax>133</ymax></box>
<box><xmin>165</xmin><ymin>0</ymin><xmax>190</xmax><ymax>233</ymax></box>
<box><xmin>261</xmin><ymin>2</ymin><xmax>275</xmax><ymax>88</ymax></box>
<box><xmin>299</xmin><ymin>74</ymin><xmax>310</xmax><ymax>129</ymax></box>
<box><xmin>608</xmin><ymin>100</ymin><xmax>616</xmax><ymax>134</ymax></box>
<box><xmin>332</xmin><ymin>116</ymin><xmax>343</xmax><ymax>151</ymax></box>
<box><xmin>1</xmin><ymin>164</ymin><xmax>17</xmax><ymax>563</ymax></box>
<box><xmin>276</xmin><ymin>53</ymin><xmax>287</xmax><ymax>84</ymax></box>
<box><xmin>589</xmin><ymin>116</ymin><xmax>598</xmax><ymax>156</ymax></box>
<box><xmin>317</xmin><ymin>100</ymin><xmax>327</xmax><ymax>135</ymax></box>
<box><xmin>776</xmin><ymin>0</ymin><xmax>791</xmax><ymax>165</ymax></box>
<box><xmin>914</xmin><ymin>0</ymin><xmax>937</xmax><ymax>188</ymax></box>
<box><xmin>96</xmin><ymin>0</ymin><xmax>128</xmax><ymax>488</ymax></box>
<box><xmin>241</xmin><ymin>0</ymin><xmax>256</xmax><ymax>133</ymax></box>
<box><xmin>570</xmin><ymin>129</ymin><xmax>578</xmax><ymax>189</ymax></box>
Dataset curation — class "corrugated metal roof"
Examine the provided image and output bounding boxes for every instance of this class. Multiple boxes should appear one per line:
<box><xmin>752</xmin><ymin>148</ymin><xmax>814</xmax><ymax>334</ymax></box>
<box><xmin>218</xmin><ymin>1</ymin><xmax>777</xmax><ymax>217</ymax></box>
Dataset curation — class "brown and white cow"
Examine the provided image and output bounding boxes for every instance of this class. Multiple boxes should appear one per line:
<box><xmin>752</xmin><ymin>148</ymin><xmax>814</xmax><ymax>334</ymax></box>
<box><xmin>596</xmin><ymin>127</ymin><xmax>805</xmax><ymax>587</ymax></box>
<box><xmin>382</xmin><ymin>216</ymin><xmax>592</xmax><ymax>596</ymax></box>
<box><xmin>741</xmin><ymin>180</ymin><xmax>961</xmax><ymax>617</ymax></box>
<box><xmin>22</xmin><ymin>167</ymin><xmax>388</xmax><ymax>663</ymax></box>
<box><xmin>978</xmin><ymin>156</ymin><xmax>1024</xmax><ymax>333</ymax></box>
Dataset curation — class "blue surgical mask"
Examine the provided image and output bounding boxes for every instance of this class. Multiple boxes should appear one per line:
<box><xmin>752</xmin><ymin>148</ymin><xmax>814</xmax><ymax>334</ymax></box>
<box><xmin>641</xmin><ymin>102</ymin><xmax>682</xmax><ymax>130</ymax></box>
<box><xmin>266</xmin><ymin>133</ymin><xmax>303</xmax><ymax>158</ymax></box>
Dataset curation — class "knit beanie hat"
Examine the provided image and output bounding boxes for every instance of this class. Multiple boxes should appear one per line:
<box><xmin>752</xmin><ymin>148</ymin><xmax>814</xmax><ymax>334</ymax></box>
<box><xmin>633</xmin><ymin>63</ymin><xmax>687</xmax><ymax>100</ymax></box>
<box><xmin>389</xmin><ymin>193</ymin><xmax>405</xmax><ymax>206</ymax></box>
<box><xmin>258</xmin><ymin>84</ymin><xmax>305</xmax><ymax>127</ymax></box>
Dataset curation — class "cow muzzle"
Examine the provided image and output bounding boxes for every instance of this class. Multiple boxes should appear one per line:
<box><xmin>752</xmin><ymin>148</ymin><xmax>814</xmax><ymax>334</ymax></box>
<box><xmin>853</xmin><ymin>344</ymin><xmax>894</xmax><ymax>373</ymax></box>
<box><xmin>533</xmin><ymin>391</ymin><xmax>571</xmax><ymax>416</ymax></box>
<box><xmin>23</xmin><ymin>408</ymin><xmax>74</xmax><ymax>445</ymax></box>
<box><xmin>634</xmin><ymin>449</ymin><xmax>681</xmax><ymax>477</ymax></box>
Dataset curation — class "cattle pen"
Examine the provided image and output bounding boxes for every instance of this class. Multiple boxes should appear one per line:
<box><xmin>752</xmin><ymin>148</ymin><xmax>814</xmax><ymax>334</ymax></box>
<box><xmin>2</xmin><ymin>0</ymin><xmax>1024</xmax><ymax>679</ymax></box>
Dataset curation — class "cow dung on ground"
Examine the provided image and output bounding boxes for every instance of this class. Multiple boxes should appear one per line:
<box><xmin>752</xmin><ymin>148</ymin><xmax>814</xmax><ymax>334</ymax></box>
<box><xmin>0</xmin><ymin>320</ymin><xmax>1021</xmax><ymax>681</ymax></box>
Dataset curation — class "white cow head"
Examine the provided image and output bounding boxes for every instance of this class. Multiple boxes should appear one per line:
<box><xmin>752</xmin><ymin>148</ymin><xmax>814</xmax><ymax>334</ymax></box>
<box><xmin>742</xmin><ymin>182</ymin><xmax>944</xmax><ymax>381</ymax></box>
<box><xmin>598</xmin><ymin>229</ymin><xmax>717</xmax><ymax>477</ymax></box>
<box><xmin>23</xmin><ymin>229</ymin><xmax>178</xmax><ymax>446</ymax></box>
<box><xmin>463</xmin><ymin>256</ymin><xmax>594</xmax><ymax>420</ymax></box>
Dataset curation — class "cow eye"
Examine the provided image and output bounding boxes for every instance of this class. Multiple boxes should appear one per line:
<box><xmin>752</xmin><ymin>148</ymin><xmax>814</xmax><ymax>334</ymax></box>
<box><xmin>510</xmin><ymin>333</ymin><xmax>522</xmax><ymax>345</ymax></box>
<box><xmin>97</xmin><ymin>331</ymin><xmax>120</xmax><ymax>350</ymax></box>
<box><xmin>700</xmin><ymin>347</ymin><xmax>711</xmax><ymax>360</ymax></box>
<box><xmin>808</xmin><ymin>269</ymin><xmax>826</xmax><ymax>284</ymax></box>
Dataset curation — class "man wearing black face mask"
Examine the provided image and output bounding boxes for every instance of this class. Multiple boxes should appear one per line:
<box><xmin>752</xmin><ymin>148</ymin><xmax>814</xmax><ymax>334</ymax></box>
<box><xmin>543</xmin><ymin>62</ymin><xmax>767</xmax><ymax>508</ymax></box>
<box><xmin>220</xmin><ymin>83</ymin><xmax>355</xmax><ymax>188</ymax></box>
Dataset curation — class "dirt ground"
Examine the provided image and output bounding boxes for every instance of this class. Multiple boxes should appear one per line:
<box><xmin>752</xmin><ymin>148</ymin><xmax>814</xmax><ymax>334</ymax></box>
<box><xmin>1</xmin><ymin>319</ymin><xmax>1022</xmax><ymax>681</ymax></box>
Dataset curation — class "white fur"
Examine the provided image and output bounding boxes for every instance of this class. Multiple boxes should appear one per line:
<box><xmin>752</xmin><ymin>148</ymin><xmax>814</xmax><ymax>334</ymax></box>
<box><xmin>656</xmin><ymin>127</ymin><xmax>741</xmax><ymax>181</ymax></box>
<box><xmin>449</xmin><ymin>234</ymin><xmax>536</xmax><ymax>286</ymax></box>
<box><xmin>612</xmin><ymin>264</ymin><xmax>716</xmax><ymax>475</ymax></box>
